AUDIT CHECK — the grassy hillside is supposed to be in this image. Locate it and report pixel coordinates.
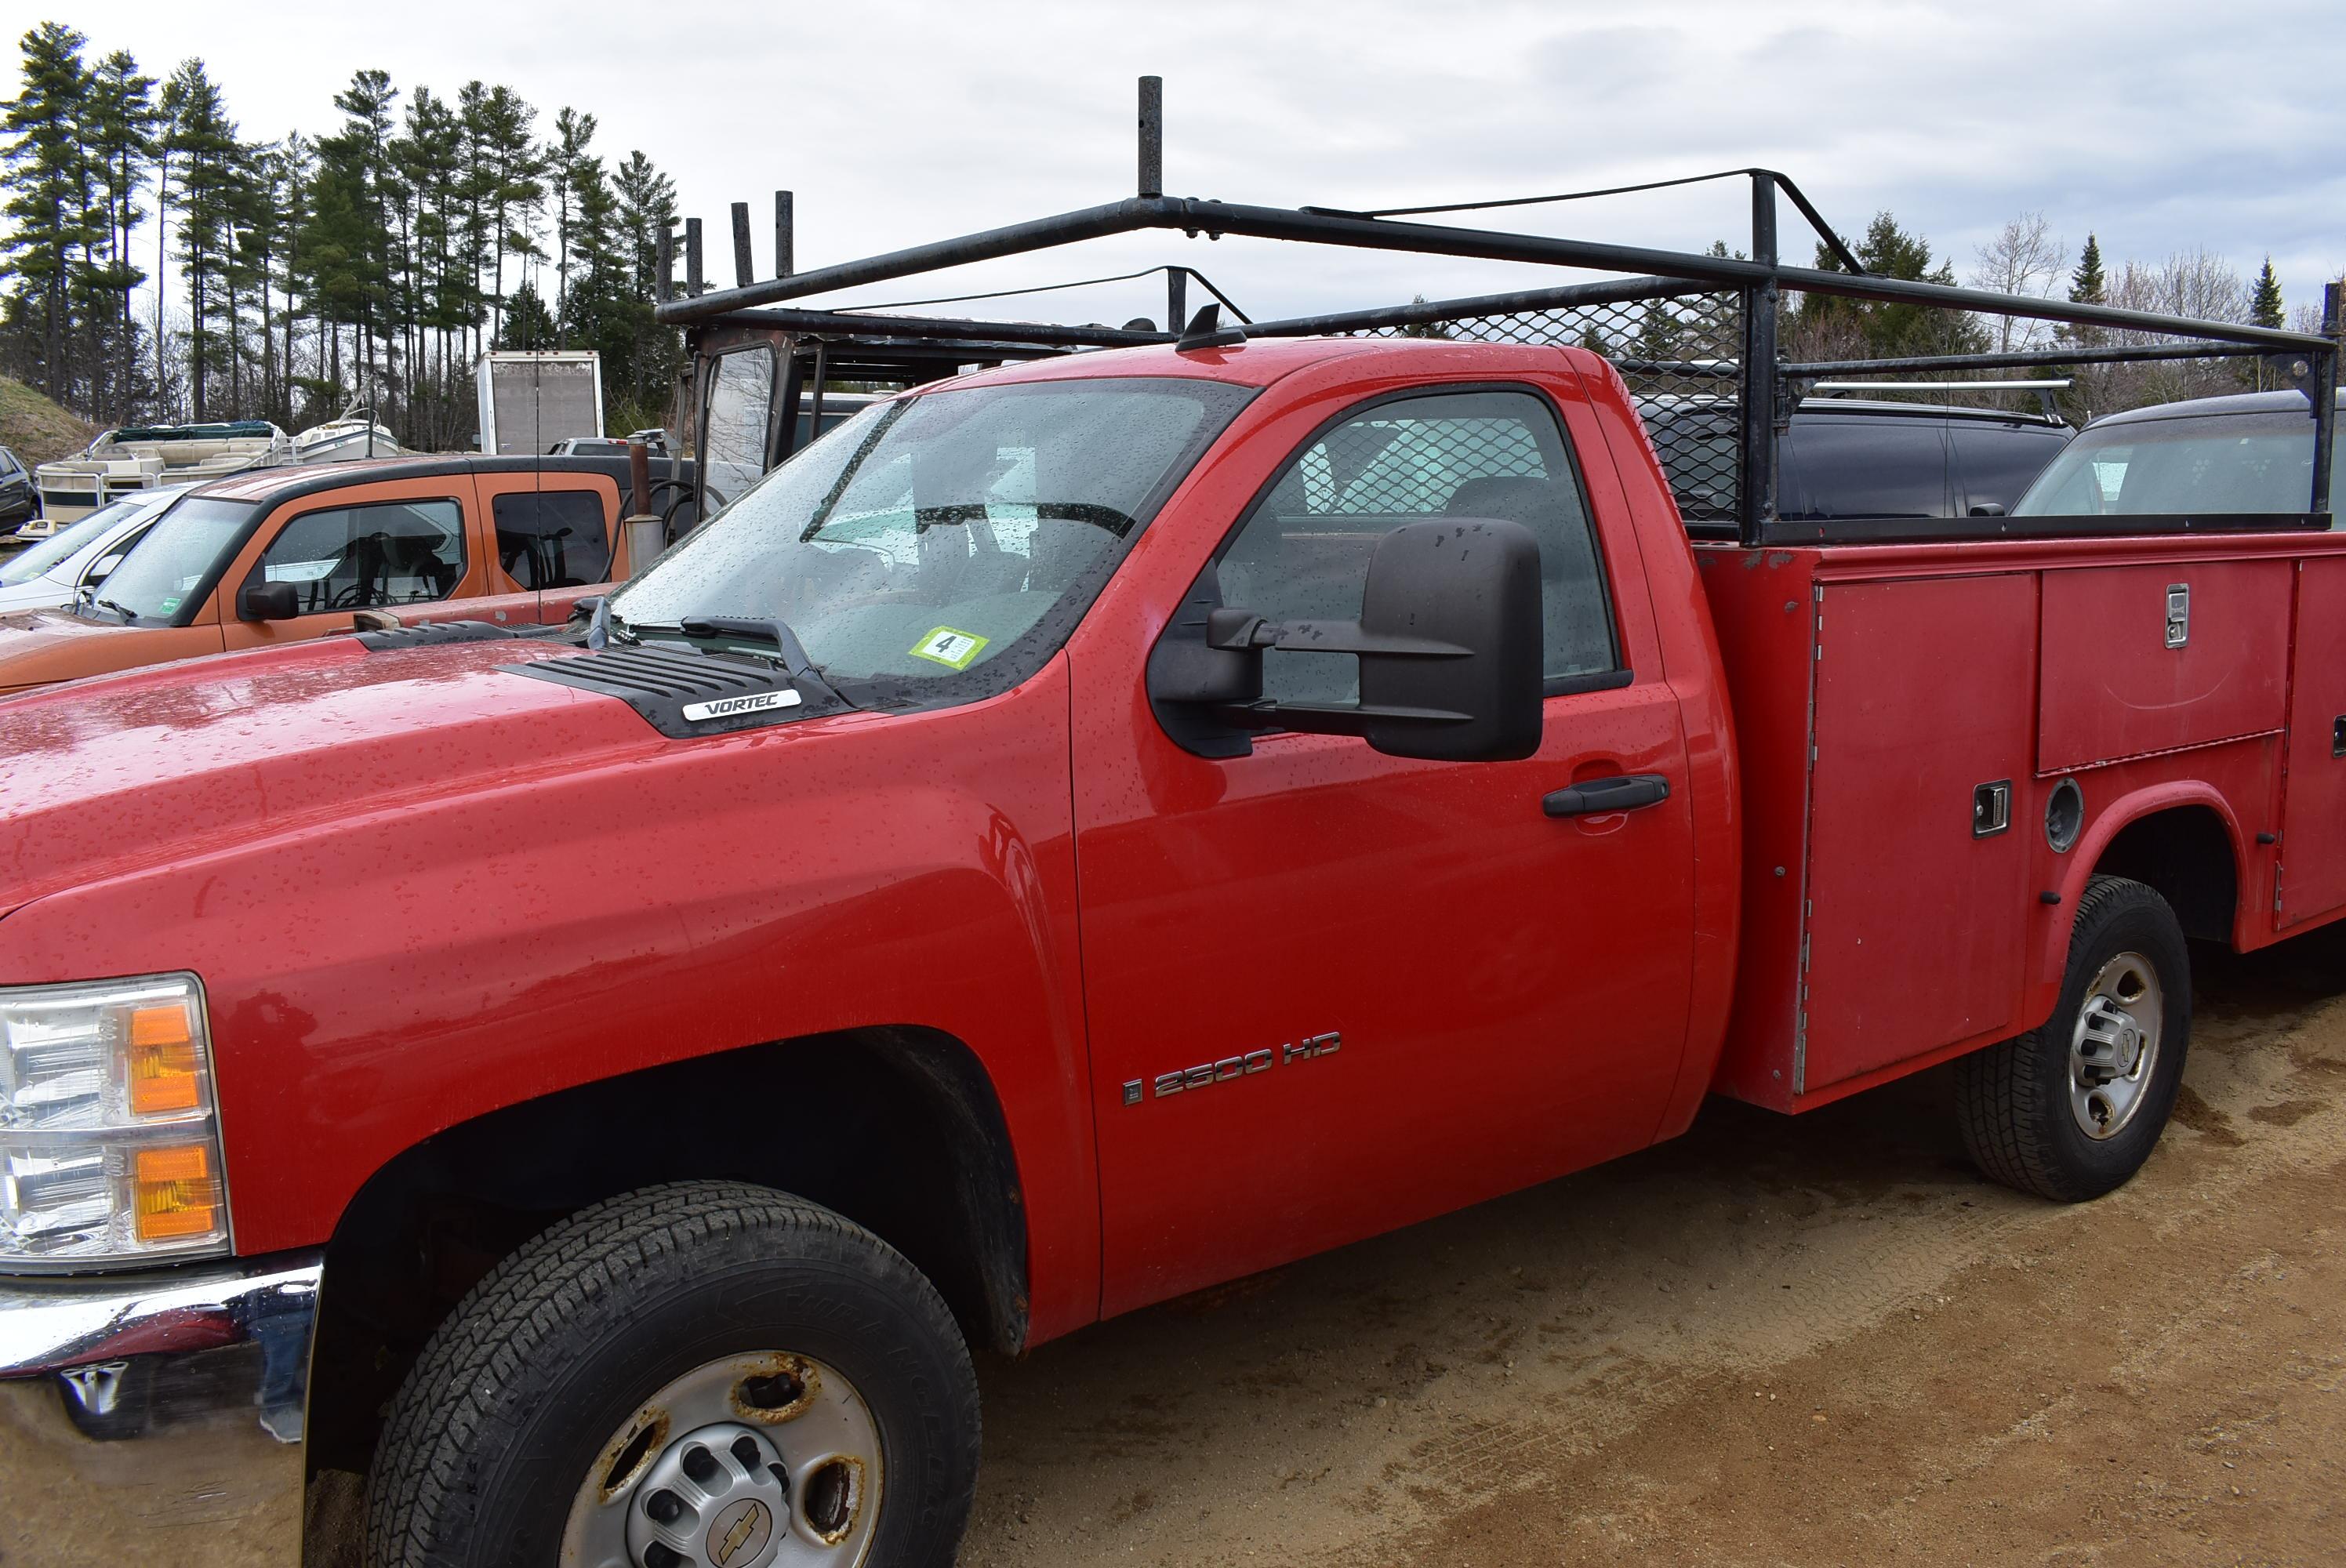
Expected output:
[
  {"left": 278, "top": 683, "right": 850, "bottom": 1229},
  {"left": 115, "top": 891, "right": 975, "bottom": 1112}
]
[{"left": 0, "top": 376, "right": 95, "bottom": 467}]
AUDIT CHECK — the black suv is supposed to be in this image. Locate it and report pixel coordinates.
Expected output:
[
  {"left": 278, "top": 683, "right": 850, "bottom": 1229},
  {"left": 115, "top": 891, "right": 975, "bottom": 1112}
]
[
  {"left": 0, "top": 445, "right": 34, "bottom": 529},
  {"left": 1643, "top": 397, "right": 2073, "bottom": 525}
]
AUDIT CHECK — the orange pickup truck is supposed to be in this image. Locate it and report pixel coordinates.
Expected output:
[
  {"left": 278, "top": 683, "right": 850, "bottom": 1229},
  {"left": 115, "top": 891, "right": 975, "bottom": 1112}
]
[{"left": 0, "top": 455, "right": 672, "bottom": 698}]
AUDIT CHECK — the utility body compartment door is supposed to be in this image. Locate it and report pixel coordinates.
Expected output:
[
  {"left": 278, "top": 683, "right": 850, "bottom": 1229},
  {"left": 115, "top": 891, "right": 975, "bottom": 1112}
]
[
  {"left": 2037, "top": 560, "right": 2291, "bottom": 771},
  {"left": 2279, "top": 555, "right": 2346, "bottom": 927},
  {"left": 1799, "top": 574, "right": 2037, "bottom": 1093}
]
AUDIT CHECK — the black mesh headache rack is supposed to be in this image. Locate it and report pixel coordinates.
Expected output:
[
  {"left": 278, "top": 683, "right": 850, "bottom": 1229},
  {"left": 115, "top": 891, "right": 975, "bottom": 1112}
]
[{"left": 655, "top": 78, "right": 2339, "bottom": 549}]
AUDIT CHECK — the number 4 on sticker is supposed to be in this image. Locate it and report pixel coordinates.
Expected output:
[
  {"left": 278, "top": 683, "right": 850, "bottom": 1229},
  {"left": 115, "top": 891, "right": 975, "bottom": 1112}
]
[{"left": 910, "top": 626, "right": 990, "bottom": 670}]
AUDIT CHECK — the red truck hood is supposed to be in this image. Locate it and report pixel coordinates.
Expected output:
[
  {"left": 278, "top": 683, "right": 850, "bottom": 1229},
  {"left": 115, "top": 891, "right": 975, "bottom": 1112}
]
[{"left": 0, "top": 635, "right": 660, "bottom": 916}]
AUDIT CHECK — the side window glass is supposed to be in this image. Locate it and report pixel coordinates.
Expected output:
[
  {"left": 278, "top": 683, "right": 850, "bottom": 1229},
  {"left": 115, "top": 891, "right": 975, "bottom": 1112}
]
[
  {"left": 1781, "top": 418, "right": 1952, "bottom": 519},
  {"left": 703, "top": 347, "right": 775, "bottom": 510},
  {"left": 493, "top": 489, "right": 612, "bottom": 588},
  {"left": 1219, "top": 388, "right": 1617, "bottom": 704},
  {"left": 254, "top": 498, "right": 466, "bottom": 612},
  {"left": 1950, "top": 426, "right": 2066, "bottom": 517}
]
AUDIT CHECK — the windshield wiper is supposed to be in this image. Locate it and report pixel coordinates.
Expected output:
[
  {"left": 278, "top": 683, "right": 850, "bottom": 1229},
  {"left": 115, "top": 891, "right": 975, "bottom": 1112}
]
[
  {"left": 86, "top": 594, "right": 137, "bottom": 624},
  {"left": 676, "top": 615, "right": 854, "bottom": 709}
]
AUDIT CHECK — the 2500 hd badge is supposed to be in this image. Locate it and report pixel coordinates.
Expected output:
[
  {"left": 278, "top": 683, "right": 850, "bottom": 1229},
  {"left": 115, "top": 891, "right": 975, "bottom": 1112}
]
[{"left": 1120, "top": 1032, "right": 1342, "bottom": 1106}]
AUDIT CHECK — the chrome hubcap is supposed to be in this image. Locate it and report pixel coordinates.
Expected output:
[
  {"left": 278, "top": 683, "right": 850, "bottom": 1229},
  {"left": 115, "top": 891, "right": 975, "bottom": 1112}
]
[
  {"left": 562, "top": 1352, "right": 883, "bottom": 1568},
  {"left": 2068, "top": 952, "right": 2162, "bottom": 1141}
]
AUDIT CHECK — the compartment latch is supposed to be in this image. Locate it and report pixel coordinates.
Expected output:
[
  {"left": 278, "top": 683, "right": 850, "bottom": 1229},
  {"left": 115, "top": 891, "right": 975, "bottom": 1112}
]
[{"left": 1973, "top": 779, "right": 2013, "bottom": 838}]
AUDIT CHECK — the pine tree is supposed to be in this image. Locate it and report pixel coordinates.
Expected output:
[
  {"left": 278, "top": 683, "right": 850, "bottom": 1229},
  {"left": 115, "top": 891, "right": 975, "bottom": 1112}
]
[
  {"left": 319, "top": 70, "right": 400, "bottom": 419},
  {"left": 454, "top": 80, "right": 492, "bottom": 365},
  {"left": 2068, "top": 234, "right": 2106, "bottom": 304},
  {"left": 1788, "top": 211, "right": 1988, "bottom": 361},
  {"left": 2055, "top": 231, "right": 2111, "bottom": 394},
  {"left": 611, "top": 149, "right": 681, "bottom": 427},
  {"left": 0, "top": 21, "right": 100, "bottom": 402},
  {"left": 228, "top": 139, "right": 287, "bottom": 419},
  {"left": 1631, "top": 301, "right": 1682, "bottom": 360},
  {"left": 300, "top": 154, "right": 364, "bottom": 405},
  {"left": 151, "top": 64, "right": 187, "bottom": 410},
  {"left": 2250, "top": 259, "right": 2284, "bottom": 330},
  {"left": 547, "top": 106, "right": 597, "bottom": 336},
  {"left": 496, "top": 278, "right": 554, "bottom": 349},
  {"left": 394, "top": 86, "right": 466, "bottom": 446},
  {"left": 165, "top": 59, "right": 241, "bottom": 420},
  {"left": 271, "top": 136, "right": 314, "bottom": 418},
  {"left": 85, "top": 49, "right": 156, "bottom": 418},
  {"left": 474, "top": 85, "right": 543, "bottom": 348},
  {"left": 612, "top": 151, "right": 674, "bottom": 298}
]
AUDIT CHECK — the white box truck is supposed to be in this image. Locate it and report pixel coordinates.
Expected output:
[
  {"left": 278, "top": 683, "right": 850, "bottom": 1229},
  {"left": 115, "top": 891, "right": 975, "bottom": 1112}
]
[{"left": 475, "top": 350, "right": 605, "bottom": 456}]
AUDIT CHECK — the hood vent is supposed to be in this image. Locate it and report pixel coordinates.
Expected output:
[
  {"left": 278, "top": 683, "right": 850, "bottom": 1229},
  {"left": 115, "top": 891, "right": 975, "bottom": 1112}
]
[
  {"left": 499, "top": 644, "right": 838, "bottom": 737},
  {"left": 356, "top": 619, "right": 560, "bottom": 652}
]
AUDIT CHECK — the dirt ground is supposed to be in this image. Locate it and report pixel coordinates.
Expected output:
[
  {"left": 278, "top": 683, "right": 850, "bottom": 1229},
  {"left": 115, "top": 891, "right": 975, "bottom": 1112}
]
[
  {"left": 955, "top": 927, "right": 2346, "bottom": 1568},
  {"left": 24, "top": 922, "right": 2340, "bottom": 1566}
]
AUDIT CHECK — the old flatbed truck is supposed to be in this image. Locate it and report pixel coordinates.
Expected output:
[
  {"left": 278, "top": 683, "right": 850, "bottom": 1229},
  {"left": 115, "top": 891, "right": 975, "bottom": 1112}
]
[{"left": 2, "top": 89, "right": 2341, "bottom": 1568}]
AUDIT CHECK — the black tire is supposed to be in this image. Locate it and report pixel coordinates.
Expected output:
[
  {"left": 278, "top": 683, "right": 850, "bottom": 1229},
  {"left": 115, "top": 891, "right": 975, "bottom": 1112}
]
[
  {"left": 365, "top": 1181, "right": 979, "bottom": 1568},
  {"left": 1956, "top": 874, "right": 2191, "bottom": 1202}
]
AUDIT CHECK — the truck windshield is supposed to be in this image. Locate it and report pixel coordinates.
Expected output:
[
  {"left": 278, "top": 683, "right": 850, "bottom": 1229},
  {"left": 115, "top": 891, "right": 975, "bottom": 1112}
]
[
  {"left": 612, "top": 376, "right": 1250, "bottom": 693},
  {"left": 2016, "top": 409, "right": 2346, "bottom": 516},
  {"left": 82, "top": 496, "right": 260, "bottom": 623}
]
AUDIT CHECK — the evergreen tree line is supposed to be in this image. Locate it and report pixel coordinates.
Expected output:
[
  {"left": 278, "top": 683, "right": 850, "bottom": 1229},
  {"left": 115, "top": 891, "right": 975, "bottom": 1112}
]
[
  {"left": 1654, "top": 212, "right": 2336, "bottom": 421},
  {"left": 0, "top": 20, "right": 685, "bottom": 451}
]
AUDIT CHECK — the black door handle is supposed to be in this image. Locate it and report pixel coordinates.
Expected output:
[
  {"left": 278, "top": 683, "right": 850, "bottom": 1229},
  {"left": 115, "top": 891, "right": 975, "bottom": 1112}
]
[{"left": 1543, "top": 773, "right": 1671, "bottom": 818}]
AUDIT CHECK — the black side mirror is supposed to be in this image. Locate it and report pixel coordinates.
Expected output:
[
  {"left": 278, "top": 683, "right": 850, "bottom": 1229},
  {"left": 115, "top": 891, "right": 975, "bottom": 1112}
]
[
  {"left": 1148, "top": 518, "right": 1544, "bottom": 762},
  {"left": 1968, "top": 501, "right": 2007, "bottom": 517},
  {"left": 238, "top": 579, "right": 302, "bottom": 622}
]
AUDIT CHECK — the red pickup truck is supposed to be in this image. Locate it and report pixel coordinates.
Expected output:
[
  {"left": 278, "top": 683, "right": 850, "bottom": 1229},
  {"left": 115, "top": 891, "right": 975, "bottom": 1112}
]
[{"left": 3, "top": 332, "right": 2342, "bottom": 1566}]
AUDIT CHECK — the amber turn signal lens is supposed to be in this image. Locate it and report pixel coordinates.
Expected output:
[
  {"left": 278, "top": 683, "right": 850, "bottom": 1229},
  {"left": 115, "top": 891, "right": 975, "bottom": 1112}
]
[
  {"left": 127, "top": 1004, "right": 203, "bottom": 1116},
  {"left": 129, "top": 1003, "right": 191, "bottom": 1047},
  {"left": 133, "top": 1144, "right": 221, "bottom": 1242}
]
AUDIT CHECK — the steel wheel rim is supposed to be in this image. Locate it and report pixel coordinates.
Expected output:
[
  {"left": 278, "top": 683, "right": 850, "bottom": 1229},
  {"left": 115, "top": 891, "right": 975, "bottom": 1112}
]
[
  {"left": 2068, "top": 951, "right": 2163, "bottom": 1141},
  {"left": 561, "top": 1351, "right": 884, "bottom": 1568}
]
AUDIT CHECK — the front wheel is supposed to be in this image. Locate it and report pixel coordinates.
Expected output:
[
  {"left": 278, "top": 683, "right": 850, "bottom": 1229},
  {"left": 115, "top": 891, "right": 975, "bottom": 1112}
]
[
  {"left": 365, "top": 1181, "right": 979, "bottom": 1568},
  {"left": 1956, "top": 874, "right": 2192, "bottom": 1201}
]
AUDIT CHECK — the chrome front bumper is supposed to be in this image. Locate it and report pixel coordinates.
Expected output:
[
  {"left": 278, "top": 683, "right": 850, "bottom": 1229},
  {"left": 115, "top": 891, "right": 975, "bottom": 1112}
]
[{"left": 0, "top": 1249, "right": 321, "bottom": 1563}]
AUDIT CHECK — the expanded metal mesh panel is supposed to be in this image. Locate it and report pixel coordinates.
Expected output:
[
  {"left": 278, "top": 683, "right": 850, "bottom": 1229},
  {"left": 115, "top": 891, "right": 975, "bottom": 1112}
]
[{"left": 1352, "top": 291, "right": 1745, "bottom": 524}]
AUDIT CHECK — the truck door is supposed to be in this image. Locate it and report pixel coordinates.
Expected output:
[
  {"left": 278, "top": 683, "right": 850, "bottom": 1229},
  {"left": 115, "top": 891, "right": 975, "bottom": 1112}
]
[
  {"left": 1073, "top": 383, "right": 1698, "bottom": 1316},
  {"left": 477, "top": 472, "right": 620, "bottom": 615},
  {"left": 216, "top": 477, "right": 483, "bottom": 651}
]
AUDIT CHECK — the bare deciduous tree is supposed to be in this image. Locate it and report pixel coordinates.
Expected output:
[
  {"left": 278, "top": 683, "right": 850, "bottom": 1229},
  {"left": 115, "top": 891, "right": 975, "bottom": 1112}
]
[
  {"left": 2063, "top": 250, "right": 2252, "bottom": 413},
  {"left": 1969, "top": 212, "right": 2065, "bottom": 351}
]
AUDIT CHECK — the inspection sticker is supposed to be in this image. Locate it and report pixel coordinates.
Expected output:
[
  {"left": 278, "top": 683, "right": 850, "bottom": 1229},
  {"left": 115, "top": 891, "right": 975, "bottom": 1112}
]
[{"left": 909, "top": 626, "right": 990, "bottom": 670}]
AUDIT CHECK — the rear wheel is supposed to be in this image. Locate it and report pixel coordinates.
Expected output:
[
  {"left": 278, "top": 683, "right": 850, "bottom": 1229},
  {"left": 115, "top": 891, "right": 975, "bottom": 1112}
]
[
  {"left": 365, "top": 1181, "right": 979, "bottom": 1568},
  {"left": 1956, "top": 874, "right": 2192, "bottom": 1201}
]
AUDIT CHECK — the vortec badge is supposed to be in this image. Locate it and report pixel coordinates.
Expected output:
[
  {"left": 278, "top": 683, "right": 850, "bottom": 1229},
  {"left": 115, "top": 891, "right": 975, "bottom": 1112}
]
[{"left": 681, "top": 689, "right": 803, "bottom": 723}]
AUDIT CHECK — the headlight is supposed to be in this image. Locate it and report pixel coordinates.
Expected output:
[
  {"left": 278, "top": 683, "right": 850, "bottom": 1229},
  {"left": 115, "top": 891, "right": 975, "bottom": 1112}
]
[{"left": 0, "top": 974, "right": 230, "bottom": 1270}]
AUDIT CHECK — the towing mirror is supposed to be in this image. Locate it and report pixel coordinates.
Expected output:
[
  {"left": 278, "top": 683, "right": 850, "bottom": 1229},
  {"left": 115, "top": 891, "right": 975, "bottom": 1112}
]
[
  {"left": 1148, "top": 518, "right": 1544, "bottom": 762},
  {"left": 237, "top": 579, "right": 302, "bottom": 622}
]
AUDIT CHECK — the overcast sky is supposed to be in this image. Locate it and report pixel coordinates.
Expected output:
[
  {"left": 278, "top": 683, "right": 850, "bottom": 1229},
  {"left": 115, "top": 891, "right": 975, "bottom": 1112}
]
[{"left": 12, "top": 0, "right": 2345, "bottom": 332}]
